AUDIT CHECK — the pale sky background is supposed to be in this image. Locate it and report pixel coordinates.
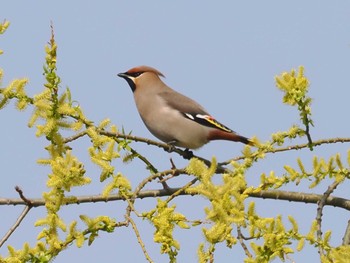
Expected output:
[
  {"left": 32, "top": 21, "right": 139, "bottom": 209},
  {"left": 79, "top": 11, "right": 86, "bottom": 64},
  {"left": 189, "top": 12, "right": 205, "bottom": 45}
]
[{"left": 1, "top": 1, "right": 350, "bottom": 262}]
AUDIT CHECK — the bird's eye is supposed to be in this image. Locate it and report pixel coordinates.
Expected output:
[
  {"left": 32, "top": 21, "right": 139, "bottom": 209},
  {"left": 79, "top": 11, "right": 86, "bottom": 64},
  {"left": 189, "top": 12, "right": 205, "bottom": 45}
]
[{"left": 130, "top": 72, "right": 143, "bottom": 77}]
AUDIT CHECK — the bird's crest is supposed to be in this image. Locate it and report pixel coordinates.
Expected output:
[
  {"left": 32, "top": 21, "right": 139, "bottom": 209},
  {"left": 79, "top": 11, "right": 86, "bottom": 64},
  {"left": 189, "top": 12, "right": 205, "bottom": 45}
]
[{"left": 126, "top": 65, "right": 165, "bottom": 78}]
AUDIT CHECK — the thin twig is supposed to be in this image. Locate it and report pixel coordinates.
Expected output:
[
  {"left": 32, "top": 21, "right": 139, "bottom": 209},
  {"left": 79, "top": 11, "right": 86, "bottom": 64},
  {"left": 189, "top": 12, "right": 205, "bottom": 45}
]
[
  {"left": 0, "top": 187, "right": 33, "bottom": 247},
  {"left": 249, "top": 189, "right": 350, "bottom": 210},
  {"left": 132, "top": 169, "right": 186, "bottom": 199},
  {"left": 299, "top": 96, "right": 314, "bottom": 150},
  {"left": 0, "top": 206, "right": 31, "bottom": 247},
  {"left": 316, "top": 180, "right": 341, "bottom": 256},
  {"left": 342, "top": 220, "right": 350, "bottom": 245},
  {"left": 221, "top": 137, "right": 350, "bottom": 165},
  {"left": 209, "top": 244, "right": 215, "bottom": 263},
  {"left": 94, "top": 128, "right": 170, "bottom": 188},
  {"left": 304, "top": 119, "right": 313, "bottom": 150},
  {"left": 97, "top": 129, "right": 160, "bottom": 174},
  {"left": 98, "top": 130, "right": 178, "bottom": 188},
  {"left": 129, "top": 147, "right": 158, "bottom": 174},
  {"left": 124, "top": 169, "right": 187, "bottom": 232},
  {"left": 166, "top": 178, "right": 198, "bottom": 203},
  {"left": 60, "top": 220, "right": 129, "bottom": 251},
  {"left": 127, "top": 146, "right": 170, "bottom": 189},
  {"left": 169, "top": 158, "right": 176, "bottom": 169},
  {"left": 63, "top": 130, "right": 88, "bottom": 143},
  {"left": 15, "top": 186, "right": 33, "bottom": 206},
  {"left": 237, "top": 227, "right": 252, "bottom": 258},
  {"left": 158, "top": 166, "right": 183, "bottom": 184},
  {"left": 126, "top": 214, "right": 154, "bottom": 263}
]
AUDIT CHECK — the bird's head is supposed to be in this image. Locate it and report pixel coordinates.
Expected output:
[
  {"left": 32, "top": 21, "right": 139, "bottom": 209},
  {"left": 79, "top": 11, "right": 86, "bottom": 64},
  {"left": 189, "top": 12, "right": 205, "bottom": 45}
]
[{"left": 118, "top": 66, "right": 165, "bottom": 92}]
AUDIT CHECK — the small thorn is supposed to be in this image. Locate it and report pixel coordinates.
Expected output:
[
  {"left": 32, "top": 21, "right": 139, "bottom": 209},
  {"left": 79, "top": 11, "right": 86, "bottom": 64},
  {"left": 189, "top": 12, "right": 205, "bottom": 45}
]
[{"left": 169, "top": 158, "right": 177, "bottom": 169}]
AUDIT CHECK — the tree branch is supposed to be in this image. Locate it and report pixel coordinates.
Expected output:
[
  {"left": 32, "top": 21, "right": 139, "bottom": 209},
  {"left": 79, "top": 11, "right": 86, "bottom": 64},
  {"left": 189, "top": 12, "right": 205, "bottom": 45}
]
[
  {"left": 1, "top": 189, "right": 350, "bottom": 211},
  {"left": 248, "top": 189, "right": 350, "bottom": 210},
  {"left": 342, "top": 219, "right": 350, "bottom": 245},
  {"left": 126, "top": 214, "right": 154, "bottom": 263},
  {"left": 0, "top": 187, "right": 33, "bottom": 247},
  {"left": 316, "top": 180, "right": 341, "bottom": 256},
  {"left": 221, "top": 137, "right": 350, "bottom": 165},
  {"left": 237, "top": 226, "right": 252, "bottom": 258},
  {"left": 97, "top": 130, "right": 230, "bottom": 173},
  {"left": 63, "top": 130, "right": 88, "bottom": 143},
  {"left": 0, "top": 206, "right": 31, "bottom": 248}
]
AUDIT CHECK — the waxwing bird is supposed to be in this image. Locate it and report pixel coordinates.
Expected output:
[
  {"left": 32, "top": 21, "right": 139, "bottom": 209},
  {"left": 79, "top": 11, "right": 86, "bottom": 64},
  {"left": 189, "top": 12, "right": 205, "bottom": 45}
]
[{"left": 118, "top": 65, "right": 253, "bottom": 149}]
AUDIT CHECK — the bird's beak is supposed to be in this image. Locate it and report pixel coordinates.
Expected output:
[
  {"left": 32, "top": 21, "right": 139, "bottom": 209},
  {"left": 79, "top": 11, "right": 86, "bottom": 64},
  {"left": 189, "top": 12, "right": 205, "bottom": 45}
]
[
  {"left": 117, "top": 72, "right": 136, "bottom": 92},
  {"left": 117, "top": 72, "right": 128, "bottom": 79}
]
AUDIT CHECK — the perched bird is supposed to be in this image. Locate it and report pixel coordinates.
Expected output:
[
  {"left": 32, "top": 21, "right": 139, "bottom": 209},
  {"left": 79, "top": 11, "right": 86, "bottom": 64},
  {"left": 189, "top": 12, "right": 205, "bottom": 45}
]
[{"left": 118, "top": 66, "right": 253, "bottom": 149}]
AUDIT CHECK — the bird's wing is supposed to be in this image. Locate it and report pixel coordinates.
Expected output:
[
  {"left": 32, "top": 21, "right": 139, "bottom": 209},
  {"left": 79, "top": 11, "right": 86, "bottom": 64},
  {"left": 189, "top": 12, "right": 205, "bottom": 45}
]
[{"left": 160, "top": 90, "right": 235, "bottom": 133}]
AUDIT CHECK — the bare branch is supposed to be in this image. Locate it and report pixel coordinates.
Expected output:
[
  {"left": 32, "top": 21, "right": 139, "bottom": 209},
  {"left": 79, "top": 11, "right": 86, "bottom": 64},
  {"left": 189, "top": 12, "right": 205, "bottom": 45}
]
[
  {"left": 237, "top": 227, "right": 252, "bottom": 258},
  {"left": 222, "top": 137, "right": 350, "bottom": 165},
  {"left": 0, "top": 187, "right": 33, "bottom": 247},
  {"left": 342, "top": 220, "right": 350, "bottom": 245},
  {"left": 129, "top": 147, "right": 159, "bottom": 174},
  {"left": 316, "top": 180, "right": 341, "bottom": 256},
  {"left": 248, "top": 190, "right": 350, "bottom": 211},
  {"left": 1, "top": 189, "right": 350, "bottom": 212},
  {"left": 126, "top": 214, "right": 154, "bottom": 263},
  {"left": 304, "top": 119, "right": 313, "bottom": 150},
  {"left": 166, "top": 178, "right": 198, "bottom": 203},
  {"left": 15, "top": 186, "right": 33, "bottom": 206},
  {"left": 132, "top": 169, "right": 186, "bottom": 199},
  {"left": 0, "top": 206, "right": 31, "bottom": 248},
  {"left": 63, "top": 130, "right": 88, "bottom": 143},
  {"left": 124, "top": 145, "right": 170, "bottom": 189}
]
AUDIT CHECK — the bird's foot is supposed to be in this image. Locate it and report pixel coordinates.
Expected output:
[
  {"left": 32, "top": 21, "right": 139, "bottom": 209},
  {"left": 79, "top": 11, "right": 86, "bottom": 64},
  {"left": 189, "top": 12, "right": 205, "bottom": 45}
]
[
  {"left": 183, "top": 148, "right": 194, "bottom": 159},
  {"left": 165, "top": 140, "right": 178, "bottom": 153}
]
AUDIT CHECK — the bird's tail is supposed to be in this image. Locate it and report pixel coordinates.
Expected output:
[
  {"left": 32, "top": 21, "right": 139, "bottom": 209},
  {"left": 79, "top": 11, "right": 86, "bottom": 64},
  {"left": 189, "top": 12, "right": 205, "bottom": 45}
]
[
  {"left": 237, "top": 135, "right": 255, "bottom": 146},
  {"left": 208, "top": 130, "right": 255, "bottom": 146}
]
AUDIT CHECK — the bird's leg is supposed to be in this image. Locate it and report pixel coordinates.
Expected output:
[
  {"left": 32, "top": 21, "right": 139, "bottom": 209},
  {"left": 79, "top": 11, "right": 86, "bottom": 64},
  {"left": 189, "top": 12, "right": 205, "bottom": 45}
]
[{"left": 165, "top": 140, "right": 193, "bottom": 159}]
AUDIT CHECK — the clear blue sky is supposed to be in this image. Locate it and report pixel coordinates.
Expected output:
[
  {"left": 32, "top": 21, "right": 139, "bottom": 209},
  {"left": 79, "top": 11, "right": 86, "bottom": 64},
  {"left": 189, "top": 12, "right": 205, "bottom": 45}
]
[{"left": 1, "top": 1, "right": 350, "bottom": 262}]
